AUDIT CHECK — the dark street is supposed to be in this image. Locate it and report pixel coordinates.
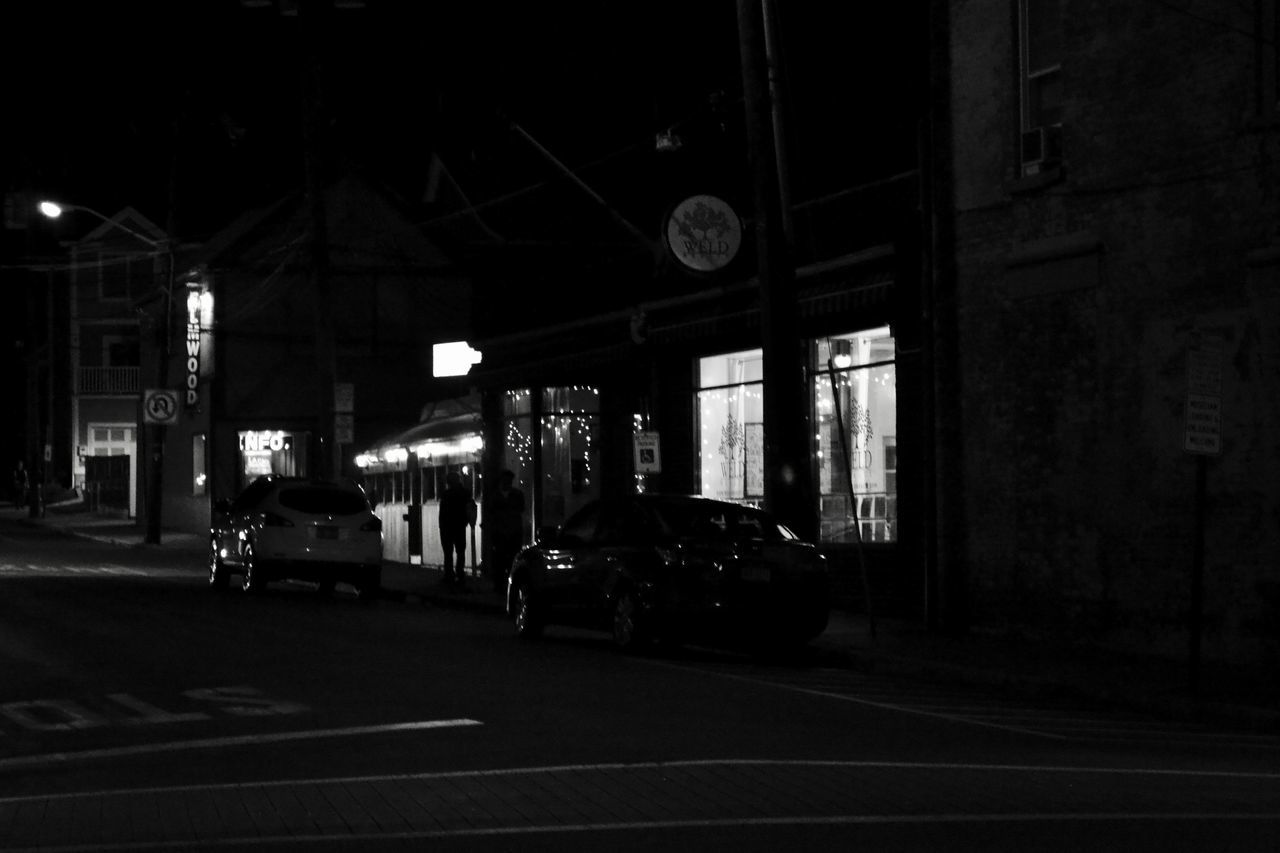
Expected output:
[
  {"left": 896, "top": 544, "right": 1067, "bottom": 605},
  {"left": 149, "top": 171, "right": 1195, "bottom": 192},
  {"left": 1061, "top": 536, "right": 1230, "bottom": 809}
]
[{"left": 2, "top": 518, "right": 1278, "bottom": 851}]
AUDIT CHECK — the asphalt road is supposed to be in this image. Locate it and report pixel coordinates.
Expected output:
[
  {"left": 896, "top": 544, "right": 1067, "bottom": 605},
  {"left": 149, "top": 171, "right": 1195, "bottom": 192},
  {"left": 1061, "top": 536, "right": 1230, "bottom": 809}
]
[{"left": 2, "top": 519, "right": 1278, "bottom": 851}]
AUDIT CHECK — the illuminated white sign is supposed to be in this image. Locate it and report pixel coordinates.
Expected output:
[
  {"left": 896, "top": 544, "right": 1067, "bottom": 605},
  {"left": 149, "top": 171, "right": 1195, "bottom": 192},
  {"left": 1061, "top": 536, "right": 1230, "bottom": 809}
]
[
  {"left": 634, "top": 431, "right": 661, "bottom": 474},
  {"left": 238, "top": 431, "right": 293, "bottom": 453},
  {"left": 433, "top": 341, "right": 483, "bottom": 377},
  {"left": 183, "top": 289, "right": 211, "bottom": 409}
]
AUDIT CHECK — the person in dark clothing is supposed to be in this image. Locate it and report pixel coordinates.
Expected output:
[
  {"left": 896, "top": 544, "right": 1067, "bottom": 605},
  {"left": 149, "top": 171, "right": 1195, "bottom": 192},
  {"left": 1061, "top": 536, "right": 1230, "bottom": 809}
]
[
  {"left": 484, "top": 469, "right": 526, "bottom": 593},
  {"left": 438, "top": 471, "right": 476, "bottom": 588},
  {"left": 11, "top": 460, "right": 29, "bottom": 509}
]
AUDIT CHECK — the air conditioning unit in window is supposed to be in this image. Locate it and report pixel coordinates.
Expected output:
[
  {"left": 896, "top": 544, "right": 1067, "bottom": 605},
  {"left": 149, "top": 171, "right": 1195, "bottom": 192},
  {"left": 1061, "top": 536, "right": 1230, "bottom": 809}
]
[{"left": 1020, "top": 124, "right": 1063, "bottom": 173}]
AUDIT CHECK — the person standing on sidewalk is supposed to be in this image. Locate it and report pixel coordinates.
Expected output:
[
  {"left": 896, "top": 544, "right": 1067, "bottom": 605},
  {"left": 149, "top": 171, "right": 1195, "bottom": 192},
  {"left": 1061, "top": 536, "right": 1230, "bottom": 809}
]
[
  {"left": 11, "top": 459, "right": 29, "bottom": 509},
  {"left": 438, "top": 471, "right": 476, "bottom": 589},
  {"left": 484, "top": 469, "right": 526, "bottom": 594}
]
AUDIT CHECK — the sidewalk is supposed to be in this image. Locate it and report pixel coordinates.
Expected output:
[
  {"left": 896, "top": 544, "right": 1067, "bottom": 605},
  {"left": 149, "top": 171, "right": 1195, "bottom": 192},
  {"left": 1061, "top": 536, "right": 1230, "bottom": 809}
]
[{"left": 6, "top": 501, "right": 1279, "bottom": 733}]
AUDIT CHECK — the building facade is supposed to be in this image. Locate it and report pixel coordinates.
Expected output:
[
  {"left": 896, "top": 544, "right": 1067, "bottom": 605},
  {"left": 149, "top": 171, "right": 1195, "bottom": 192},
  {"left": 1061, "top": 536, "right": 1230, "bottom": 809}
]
[
  {"left": 64, "top": 207, "right": 170, "bottom": 518},
  {"left": 945, "top": 0, "right": 1280, "bottom": 661},
  {"left": 156, "top": 174, "right": 473, "bottom": 536}
]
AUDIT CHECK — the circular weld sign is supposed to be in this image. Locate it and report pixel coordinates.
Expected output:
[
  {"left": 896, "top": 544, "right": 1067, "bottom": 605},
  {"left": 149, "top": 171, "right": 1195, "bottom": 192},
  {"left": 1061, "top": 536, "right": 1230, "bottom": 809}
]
[
  {"left": 143, "top": 389, "right": 179, "bottom": 425},
  {"left": 664, "top": 194, "right": 742, "bottom": 274}
]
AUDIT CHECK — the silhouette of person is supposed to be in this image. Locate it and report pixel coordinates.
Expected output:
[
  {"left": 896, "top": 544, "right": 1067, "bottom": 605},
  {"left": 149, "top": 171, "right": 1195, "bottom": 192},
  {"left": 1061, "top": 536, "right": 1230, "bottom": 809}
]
[
  {"left": 485, "top": 469, "right": 526, "bottom": 593},
  {"left": 438, "top": 471, "right": 476, "bottom": 588},
  {"left": 11, "top": 460, "right": 29, "bottom": 509}
]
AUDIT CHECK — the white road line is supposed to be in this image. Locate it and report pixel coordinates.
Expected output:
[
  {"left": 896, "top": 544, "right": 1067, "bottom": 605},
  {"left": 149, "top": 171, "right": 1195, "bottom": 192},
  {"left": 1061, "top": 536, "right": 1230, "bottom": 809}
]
[
  {"left": 643, "top": 659, "right": 1071, "bottom": 739},
  {"left": 9, "top": 756, "right": 1278, "bottom": 807},
  {"left": 7, "top": 813, "right": 1280, "bottom": 853},
  {"left": 0, "top": 718, "right": 482, "bottom": 772}
]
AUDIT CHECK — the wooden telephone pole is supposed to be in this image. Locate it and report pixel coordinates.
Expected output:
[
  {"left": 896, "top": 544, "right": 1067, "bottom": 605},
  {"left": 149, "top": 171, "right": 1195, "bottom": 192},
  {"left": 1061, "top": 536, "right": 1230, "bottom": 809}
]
[{"left": 736, "top": 0, "right": 816, "bottom": 541}]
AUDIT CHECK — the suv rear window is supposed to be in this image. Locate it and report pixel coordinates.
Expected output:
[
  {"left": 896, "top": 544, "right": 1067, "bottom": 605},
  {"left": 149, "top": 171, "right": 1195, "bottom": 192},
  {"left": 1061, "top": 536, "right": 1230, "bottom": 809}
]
[{"left": 277, "top": 487, "right": 369, "bottom": 516}]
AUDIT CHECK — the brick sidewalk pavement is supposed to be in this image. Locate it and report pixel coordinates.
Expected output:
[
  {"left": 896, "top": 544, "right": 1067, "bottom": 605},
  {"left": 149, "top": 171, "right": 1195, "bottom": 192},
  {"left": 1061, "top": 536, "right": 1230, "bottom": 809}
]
[{"left": 3, "top": 758, "right": 1278, "bottom": 850}]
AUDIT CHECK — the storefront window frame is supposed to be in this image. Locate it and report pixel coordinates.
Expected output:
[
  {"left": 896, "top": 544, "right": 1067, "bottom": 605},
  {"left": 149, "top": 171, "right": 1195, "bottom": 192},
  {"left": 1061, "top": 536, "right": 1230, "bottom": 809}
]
[{"left": 813, "top": 328, "right": 898, "bottom": 545}]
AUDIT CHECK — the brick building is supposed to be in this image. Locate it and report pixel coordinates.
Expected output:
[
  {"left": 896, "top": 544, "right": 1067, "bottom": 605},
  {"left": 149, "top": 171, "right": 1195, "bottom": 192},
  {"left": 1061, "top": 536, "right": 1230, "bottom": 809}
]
[{"left": 943, "top": 0, "right": 1280, "bottom": 662}]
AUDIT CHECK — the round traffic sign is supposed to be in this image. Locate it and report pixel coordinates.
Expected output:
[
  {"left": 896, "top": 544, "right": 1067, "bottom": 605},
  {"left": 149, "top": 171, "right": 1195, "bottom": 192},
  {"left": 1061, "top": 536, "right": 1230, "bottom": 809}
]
[{"left": 143, "top": 389, "right": 180, "bottom": 425}]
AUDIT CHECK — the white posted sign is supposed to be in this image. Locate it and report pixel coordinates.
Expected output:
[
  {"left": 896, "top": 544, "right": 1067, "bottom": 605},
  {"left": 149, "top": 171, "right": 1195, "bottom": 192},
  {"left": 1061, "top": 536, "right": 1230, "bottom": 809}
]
[
  {"left": 1183, "top": 348, "right": 1222, "bottom": 455},
  {"left": 634, "top": 431, "right": 661, "bottom": 474}
]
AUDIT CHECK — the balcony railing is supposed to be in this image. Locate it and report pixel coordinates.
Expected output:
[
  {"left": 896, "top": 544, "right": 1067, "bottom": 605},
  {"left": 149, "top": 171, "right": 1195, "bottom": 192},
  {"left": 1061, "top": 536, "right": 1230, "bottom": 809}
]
[{"left": 77, "top": 366, "right": 140, "bottom": 395}]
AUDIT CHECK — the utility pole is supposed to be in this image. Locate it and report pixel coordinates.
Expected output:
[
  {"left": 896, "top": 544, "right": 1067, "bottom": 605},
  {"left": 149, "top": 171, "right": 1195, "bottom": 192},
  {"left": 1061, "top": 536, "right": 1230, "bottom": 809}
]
[
  {"left": 300, "top": 2, "right": 339, "bottom": 481},
  {"left": 143, "top": 239, "right": 176, "bottom": 544},
  {"left": 737, "top": 0, "right": 815, "bottom": 540}
]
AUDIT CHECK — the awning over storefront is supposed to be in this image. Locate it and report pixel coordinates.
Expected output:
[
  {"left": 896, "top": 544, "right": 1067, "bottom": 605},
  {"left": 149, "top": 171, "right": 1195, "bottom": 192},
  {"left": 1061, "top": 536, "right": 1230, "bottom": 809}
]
[{"left": 355, "top": 394, "right": 483, "bottom": 468}]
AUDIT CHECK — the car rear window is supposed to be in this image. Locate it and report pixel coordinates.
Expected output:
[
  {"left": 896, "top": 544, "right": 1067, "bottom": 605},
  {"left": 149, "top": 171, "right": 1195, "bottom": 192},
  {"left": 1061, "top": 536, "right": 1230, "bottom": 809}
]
[{"left": 277, "top": 487, "right": 369, "bottom": 516}]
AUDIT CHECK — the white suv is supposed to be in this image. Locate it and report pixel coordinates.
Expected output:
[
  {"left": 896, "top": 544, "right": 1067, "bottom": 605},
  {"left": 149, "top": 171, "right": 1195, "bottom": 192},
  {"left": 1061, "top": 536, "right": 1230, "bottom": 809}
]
[{"left": 209, "top": 476, "right": 383, "bottom": 598}]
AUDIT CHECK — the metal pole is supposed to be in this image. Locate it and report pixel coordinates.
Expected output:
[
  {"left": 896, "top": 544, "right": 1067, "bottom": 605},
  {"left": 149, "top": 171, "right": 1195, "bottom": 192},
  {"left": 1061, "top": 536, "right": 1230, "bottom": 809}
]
[
  {"left": 44, "top": 266, "right": 54, "bottom": 508},
  {"left": 1188, "top": 454, "right": 1206, "bottom": 696},
  {"left": 828, "top": 355, "right": 876, "bottom": 640},
  {"left": 144, "top": 244, "right": 173, "bottom": 544},
  {"left": 301, "top": 3, "right": 338, "bottom": 482}
]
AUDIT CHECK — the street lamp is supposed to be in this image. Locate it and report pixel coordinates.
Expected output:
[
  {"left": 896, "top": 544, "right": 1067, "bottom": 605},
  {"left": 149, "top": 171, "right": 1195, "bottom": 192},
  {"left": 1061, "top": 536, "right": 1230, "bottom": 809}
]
[
  {"left": 38, "top": 199, "right": 175, "bottom": 544},
  {"left": 39, "top": 201, "right": 165, "bottom": 249}
]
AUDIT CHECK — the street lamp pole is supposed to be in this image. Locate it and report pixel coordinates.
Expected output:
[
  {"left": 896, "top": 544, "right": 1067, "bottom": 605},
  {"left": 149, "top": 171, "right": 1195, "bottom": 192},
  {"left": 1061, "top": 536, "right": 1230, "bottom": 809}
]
[{"left": 38, "top": 201, "right": 173, "bottom": 543}]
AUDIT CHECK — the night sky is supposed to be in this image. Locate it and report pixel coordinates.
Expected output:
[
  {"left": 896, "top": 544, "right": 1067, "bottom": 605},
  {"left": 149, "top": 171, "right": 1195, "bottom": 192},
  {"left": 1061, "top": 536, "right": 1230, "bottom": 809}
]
[{"left": 1, "top": 1, "right": 925, "bottom": 463}]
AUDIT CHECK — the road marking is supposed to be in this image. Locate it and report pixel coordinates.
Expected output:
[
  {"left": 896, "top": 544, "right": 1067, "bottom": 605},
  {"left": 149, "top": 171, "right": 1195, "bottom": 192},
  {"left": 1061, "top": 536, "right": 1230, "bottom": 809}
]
[
  {"left": 647, "top": 661, "right": 1280, "bottom": 746},
  {"left": 0, "top": 563, "right": 189, "bottom": 578},
  {"left": 643, "top": 659, "right": 1071, "bottom": 739},
  {"left": 0, "top": 686, "right": 307, "bottom": 735},
  {"left": 0, "top": 718, "right": 482, "bottom": 771},
  {"left": 5, "top": 757, "right": 1277, "bottom": 805}
]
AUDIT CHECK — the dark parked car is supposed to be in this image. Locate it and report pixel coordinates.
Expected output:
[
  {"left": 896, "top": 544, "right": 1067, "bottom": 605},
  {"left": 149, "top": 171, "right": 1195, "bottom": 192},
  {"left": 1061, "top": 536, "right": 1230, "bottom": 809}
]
[
  {"left": 209, "top": 475, "right": 383, "bottom": 598},
  {"left": 506, "top": 494, "right": 830, "bottom": 651}
]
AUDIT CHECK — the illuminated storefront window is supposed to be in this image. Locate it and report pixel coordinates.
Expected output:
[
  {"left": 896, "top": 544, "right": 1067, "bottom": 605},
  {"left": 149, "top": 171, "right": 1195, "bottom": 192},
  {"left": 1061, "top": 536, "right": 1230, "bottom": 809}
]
[
  {"left": 814, "top": 327, "right": 897, "bottom": 543},
  {"left": 502, "top": 388, "right": 535, "bottom": 499},
  {"left": 694, "top": 329, "right": 897, "bottom": 544},
  {"left": 541, "top": 386, "right": 600, "bottom": 528},
  {"left": 696, "top": 350, "right": 764, "bottom": 504},
  {"left": 501, "top": 386, "right": 601, "bottom": 533},
  {"left": 237, "top": 430, "right": 308, "bottom": 491}
]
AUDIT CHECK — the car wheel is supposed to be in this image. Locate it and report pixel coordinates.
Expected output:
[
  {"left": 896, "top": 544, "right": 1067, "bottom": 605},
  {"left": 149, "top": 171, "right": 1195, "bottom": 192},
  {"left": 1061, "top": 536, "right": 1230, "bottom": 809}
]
[
  {"left": 240, "top": 544, "right": 266, "bottom": 594},
  {"left": 208, "top": 539, "right": 228, "bottom": 591},
  {"left": 612, "top": 589, "right": 649, "bottom": 652},
  {"left": 512, "top": 581, "right": 543, "bottom": 640}
]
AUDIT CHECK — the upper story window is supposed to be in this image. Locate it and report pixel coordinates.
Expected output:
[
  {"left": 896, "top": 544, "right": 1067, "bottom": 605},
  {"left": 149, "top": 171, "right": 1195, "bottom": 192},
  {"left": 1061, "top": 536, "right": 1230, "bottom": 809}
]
[
  {"left": 1018, "top": 0, "right": 1063, "bottom": 176},
  {"left": 97, "top": 252, "right": 156, "bottom": 301}
]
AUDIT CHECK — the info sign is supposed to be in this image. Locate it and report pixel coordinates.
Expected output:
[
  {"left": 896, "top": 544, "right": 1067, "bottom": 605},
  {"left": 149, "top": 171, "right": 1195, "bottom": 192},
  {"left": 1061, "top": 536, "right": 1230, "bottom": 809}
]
[{"left": 1183, "top": 347, "right": 1223, "bottom": 456}]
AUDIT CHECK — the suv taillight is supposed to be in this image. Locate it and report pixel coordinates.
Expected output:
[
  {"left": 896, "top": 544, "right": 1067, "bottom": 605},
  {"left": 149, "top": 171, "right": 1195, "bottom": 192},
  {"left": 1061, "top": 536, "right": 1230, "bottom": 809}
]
[
  {"left": 263, "top": 512, "right": 295, "bottom": 527},
  {"left": 361, "top": 517, "right": 382, "bottom": 533}
]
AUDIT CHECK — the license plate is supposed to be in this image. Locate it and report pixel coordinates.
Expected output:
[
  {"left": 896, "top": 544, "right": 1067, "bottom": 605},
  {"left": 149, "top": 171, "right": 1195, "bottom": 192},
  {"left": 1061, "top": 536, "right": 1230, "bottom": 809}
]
[
  {"left": 740, "top": 564, "right": 772, "bottom": 583},
  {"left": 315, "top": 526, "right": 339, "bottom": 540}
]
